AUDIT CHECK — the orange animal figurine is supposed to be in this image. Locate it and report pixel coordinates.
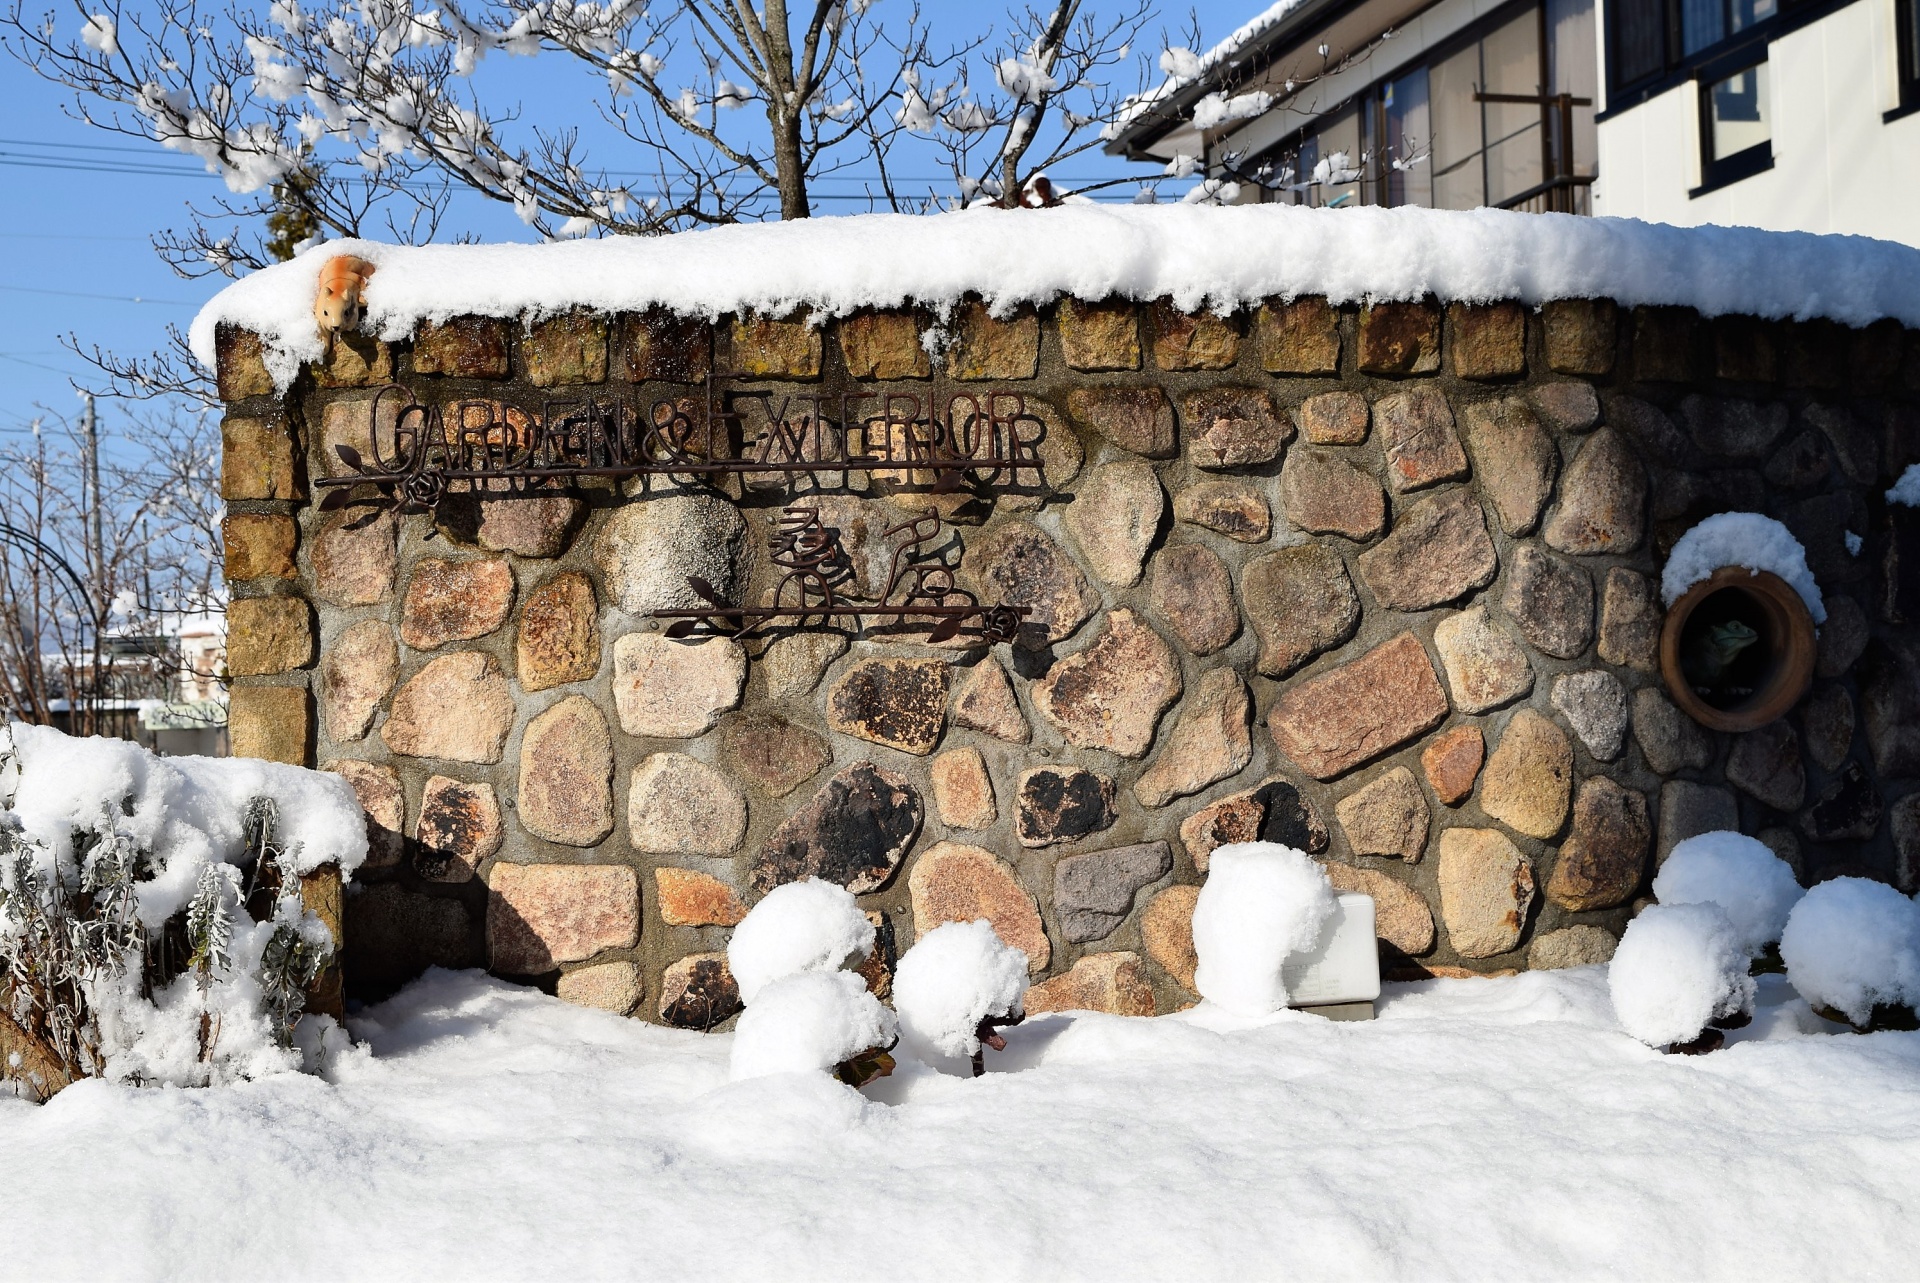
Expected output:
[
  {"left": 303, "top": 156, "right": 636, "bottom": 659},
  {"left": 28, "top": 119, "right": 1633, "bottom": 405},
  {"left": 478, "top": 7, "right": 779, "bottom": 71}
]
[{"left": 314, "top": 255, "right": 376, "bottom": 355}]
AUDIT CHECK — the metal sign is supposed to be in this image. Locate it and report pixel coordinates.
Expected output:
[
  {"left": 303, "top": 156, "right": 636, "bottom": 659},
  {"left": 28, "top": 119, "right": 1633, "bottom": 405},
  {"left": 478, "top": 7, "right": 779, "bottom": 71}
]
[
  {"left": 315, "top": 373, "right": 1052, "bottom": 516},
  {"left": 652, "top": 505, "right": 1028, "bottom": 646}
]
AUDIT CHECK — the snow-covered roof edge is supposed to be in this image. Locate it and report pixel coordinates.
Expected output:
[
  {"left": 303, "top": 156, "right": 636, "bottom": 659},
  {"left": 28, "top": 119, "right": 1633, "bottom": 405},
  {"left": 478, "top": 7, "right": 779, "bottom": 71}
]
[{"left": 192, "top": 204, "right": 1920, "bottom": 394}]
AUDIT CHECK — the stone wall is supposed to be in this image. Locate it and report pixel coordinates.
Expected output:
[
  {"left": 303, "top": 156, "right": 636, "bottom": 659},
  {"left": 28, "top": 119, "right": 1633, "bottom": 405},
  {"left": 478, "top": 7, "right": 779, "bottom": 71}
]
[{"left": 216, "top": 292, "right": 1920, "bottom": 1022}]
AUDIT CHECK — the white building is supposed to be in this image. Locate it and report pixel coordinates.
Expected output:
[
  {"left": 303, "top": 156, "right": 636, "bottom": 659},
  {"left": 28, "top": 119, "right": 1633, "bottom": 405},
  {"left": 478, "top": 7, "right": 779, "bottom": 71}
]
[{"left": 1107, "top": 0, "right": 1919, "bottom": 243}]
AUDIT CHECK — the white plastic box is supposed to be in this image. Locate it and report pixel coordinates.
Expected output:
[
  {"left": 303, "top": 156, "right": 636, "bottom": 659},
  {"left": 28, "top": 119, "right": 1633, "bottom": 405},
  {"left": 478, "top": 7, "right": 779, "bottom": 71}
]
[{"left": 1282, "top": 892, "right": 1382, "bottom": 1008}]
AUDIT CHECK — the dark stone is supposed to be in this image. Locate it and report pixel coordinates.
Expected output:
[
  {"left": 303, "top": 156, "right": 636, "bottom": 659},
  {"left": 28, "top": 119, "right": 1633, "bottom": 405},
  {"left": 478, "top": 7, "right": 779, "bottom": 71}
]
[
  {"left": 623, "top": 308, "right": 713, "bottom": 382},
  {"left": 825, "top": 658, "right": 951, "bottom": 756},
  {"left": 1054, "top": 841, "right": 1175, "bottom": 943},
  {"left": 1726, "top": 720, "right": 1806, "bottom": 812},
  {"left": 1680, "top": 395, "right": 1788, "bottom": 460},
  {"left": 1799, "top": 761, "right": 1882, "bottom": 844},
  {"left": 1862, "top": 639, "right": 1920, "bottom": 777},
  {"left": 1358, "top": 301, "right": 1441, "bottom": 375},
  {"left": 1546, "top": 776, "right": 1651, "bottom": 911},
  {"left": 343, "top": 885, "right": 476, "bottom": 998},
  {"left": 1241, "top": 545, "right": 1361, "bottom": 677},
  {"left": 1714, "top": 315, "right": 1777, "bottom": 382},
  {"left": 1355, "top": 488, "right": 1498, "bottom": 612},
  {"left": 1148, "top": 544, "right": 1240, "bottom": 655},
  {"left": 1631, "top": 688, "right": 1714, "bottom": 775},
  {"left": 1763, "top": 430, "right": 1831, "bottom": 489},
  {"left": 962, "top": 519, "right": 1099, "bottom": 646},
  {"left": 1542, "top": 426, "right": 1647, "bottom": 554},
  {"left": 752, "top": 762, "right": 923, "bottom": 894},
  {"left": 1816, "top": 595, "right": 1869, "bottom": 678},
  {"left": 1502, "top": 546, "right": 1594, "bottom": 660},
  {"left": 721, "top": 713, "right": 834, "bottom": 797},
  {"left": 1801, "top": 685, "right": 1855, "bottom": 773},
  {"left": 1066, "top": 386, "right": 1177, "bottom": 458},
  {"left": 1257, "top": 779, "right": 1331, "bottom": 853},
  {"left": 1631, "top": 306, "right": 1697, "bottom": 382},
  {"left": 412, "top": 315, "right": 509, "bottom": 378},
  {"left": 1784, "top": 491, "right": 1869, "bottom": 583},
  {"left": 1850, "top": 319, "right": 1907, "bottom": 391},
  {"left": 1606, "top": 396, "right": 1691, "bottom": 465},
  {"left": 1017, "top": 766, "right": 1118, "bottom": 847},
  {"left": 658, "top": 953, "right": 744, "bottom": 1029},
  {"left": 1780, "top": 318, "right": 1847, "bottom": 390},
  {"left": 1804, "top": 404, "right": 1878, "bottom": 485},
  {"left": 1542, "top": 299, "right": 1616, "bottom": 375}
]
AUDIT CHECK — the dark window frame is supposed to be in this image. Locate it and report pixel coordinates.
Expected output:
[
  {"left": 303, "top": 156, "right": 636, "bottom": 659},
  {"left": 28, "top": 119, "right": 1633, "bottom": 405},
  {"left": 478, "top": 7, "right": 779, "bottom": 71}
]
[
  {"left": 1600, "top": 0, "right": 1857, "bottom": 119},
  {"left": 1892, "top": 0, "right": 1920, "bottom": 122},
  {"left": 1690, "top": 51, "right": 1774, "bottom": 196}
]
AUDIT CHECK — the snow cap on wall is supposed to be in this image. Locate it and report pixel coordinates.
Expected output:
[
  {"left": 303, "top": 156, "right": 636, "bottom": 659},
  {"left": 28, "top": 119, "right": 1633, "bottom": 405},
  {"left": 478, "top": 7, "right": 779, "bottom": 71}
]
[{"left": 191, "top": 203, "right": 1920, "bottom": 392}]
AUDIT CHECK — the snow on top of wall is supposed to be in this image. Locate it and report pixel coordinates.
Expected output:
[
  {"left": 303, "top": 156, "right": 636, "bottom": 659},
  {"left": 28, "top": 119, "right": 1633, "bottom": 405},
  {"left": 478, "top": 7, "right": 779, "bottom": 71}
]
[{"left": 191, "top": 204, "right": 1920, "bottom": 393}]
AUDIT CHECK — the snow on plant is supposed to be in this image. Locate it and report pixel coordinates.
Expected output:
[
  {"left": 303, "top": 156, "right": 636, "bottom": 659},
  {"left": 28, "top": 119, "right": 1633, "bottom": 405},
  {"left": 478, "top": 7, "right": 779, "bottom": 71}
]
[
  {"left": 1649, "top": 831, "right": 1803, "bottom": 957},
  {"left": 891, "top": 919, "right": 1027, "bottom": 1072},
  {"left": 1660, "top": 512, "right": 1825, "bottom": 622},
  {"left": 1888, "top": 463, "right": 1920, "bottom": 507},
  {"left": 1190, "top": 842, "right": 1334, "bottom": 1018},
  {"left": 728, "top": 970, "right": 897, "bottom": 1083},
  {"left": 0, "top": 725, "right": 364, "bottom": 1098},
  {"left": 1609, "top": 902, "right": 1755, "bottom": 1049},
  {"left": 1778, "top": 877, "right": 1920, "bottom": 1026},
  {"left": 726, "top": 878, "right": 875, "bottom": 1006}
]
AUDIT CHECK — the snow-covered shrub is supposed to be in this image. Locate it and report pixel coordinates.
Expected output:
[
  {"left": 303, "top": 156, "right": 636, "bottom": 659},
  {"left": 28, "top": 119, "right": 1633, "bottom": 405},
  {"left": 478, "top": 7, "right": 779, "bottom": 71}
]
[
  {"left": 892, "top": 919, "right": 1028, "bottom": 1068},
  {"left": 0, "top": 725, "right": 366, "bottom": 1095},
  {"left": 1660, "top": 512, "right": 1825, "bottom": 622},
  {"left": 1779, "top": 878, "right": 1920, "bottom": 1026},
  {"left": 728, "top": 971, "right": 898, "bottom": 1082},
  {"left": 1650, "top": 831, "right": 1803, "bottom": 956},
  {"left": 1609, "top": 902, "right": 1755, "bottom": 1049},
  {"left": 1190, "top": 842, "right": 1335, "bottom": 1018},
  {"left": 1887, "top": 463, "right": 1920, "bottom": 508},
  {"left": 726, "top": 878, "right": 875, "bottom": 1005}
]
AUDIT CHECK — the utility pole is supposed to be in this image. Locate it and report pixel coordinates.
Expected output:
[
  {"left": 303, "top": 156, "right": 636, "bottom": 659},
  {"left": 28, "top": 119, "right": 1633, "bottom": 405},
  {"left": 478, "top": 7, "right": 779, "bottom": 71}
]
[{"left": 81, "top": 391, "right": 104, "bottom": 734}]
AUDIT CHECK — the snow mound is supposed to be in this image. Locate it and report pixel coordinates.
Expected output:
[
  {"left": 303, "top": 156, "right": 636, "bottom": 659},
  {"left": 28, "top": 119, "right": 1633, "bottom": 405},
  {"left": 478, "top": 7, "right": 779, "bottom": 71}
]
[
  {"left": 1190, "top": 842, "right": 1335, "bottom": 1017},
  {"left": 1660, "top": 512, "right": 1825, "bottom": 623},
  {"left": 1889, "top": 464, "right": 1920, "bottom": 507},
  {"left": 892, "top": 919, "right": 1029, "bottom": 1063},
  {"left": 2, "top": 722, "right": 368, "bottom": 929},
  {"left": 1651, "top": 831, "right": 1804, "bottom": 956},
  {"left": 728, "top": 971, "right": 897, "bottom": 1082},
  {"left": 727, "top": 878, "right": 874, "bottom": 1005},
  {"left": 189, "top": 204, "right": 1920, "bottom": 392},
  {"left": 1609, "top": 902, "right": 1755, "bottom": 1048},
  {"left": 1779, "top": 877, "right": 1920, "bottom": 1024}
]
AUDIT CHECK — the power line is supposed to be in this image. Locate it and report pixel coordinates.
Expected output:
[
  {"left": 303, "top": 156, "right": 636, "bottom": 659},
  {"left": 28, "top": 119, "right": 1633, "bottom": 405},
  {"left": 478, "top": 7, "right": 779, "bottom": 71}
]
[{"left": 0, "top": 284, "right": 196, "bottom": 305}]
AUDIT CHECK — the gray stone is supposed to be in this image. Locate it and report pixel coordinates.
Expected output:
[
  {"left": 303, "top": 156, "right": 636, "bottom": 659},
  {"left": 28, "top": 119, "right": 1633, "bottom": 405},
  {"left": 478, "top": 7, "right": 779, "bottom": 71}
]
[
  {"left": 825, "top": 658, "right": 951, "bottom": 756},
  {"left": 1755, "top": 826, "right": 1804, "bottom": 881},
  {"left": 318, "top": 620, "right": 397, "bottom": 743},
  {"left": 1241, "top": 545, "right": 1361, "bottom": 677},
  {"left": 1280, "top": 448, "right": 1386, "bottom": 541},
  {"left": 761, "top": 632, "right": 849, "bottom": 700},
  {"left": 627, "top": 752, "right": 749, "bottom": 855},
  {"left": 1031, "top": 609, "right": 1182, "bottom": 759},
  {"left": 1892, "top": 793, "right": 1920, "bottom": 894},
  {"left": 1607, "top": 395, "right": 1691, "bottom": 465},
  {"left": 1764, "top": 430, "right": 1831, "bottom": 489},
  {"left": 961, "top": 519, "right": 1099, "bottom": 645},
  {"left": 1545, "top": 776, "right": 1650, "bottom": 911},
  {"left": 1437, "top": 828, "right": 1535, "bottom": 959},
  {"left": 1798, "top": 760, "right": 1881, "bottom": 844},
  {"left": 1527, "top": 925, "right": 1618, "bottom": 970},
  {"left": 1132, "top": 669, "right": 1252, "bottom": 809},
  {"left": 610, "top": 634, "right": 747, "bottom": 739},
  {"left": 1460, "top": 397, "right": 1557, "bottom": 536},
  {"left": 1552, "top": 670, "right": 1630, "bottom": 761},
  {"left": 1334, "top": 766, "right": 1431, "bottom": 863},
  {"left": 1481, "top": 709, "right": 1574, "bottom": 839},
  {"left": 1862, "top": 640, "right": 1920, "bottom": 777},
  {"left": 1064, "top": 460, "right": 1163, "bottom": 587},
  {"left": 1182, "top": 387, "right": 1291, "bottom": 469},
  {"left": 1017, "top": 766, "right": 1118, "bottom": 847},
  {"left": 1656, "top": 780, "right": 1739, "bottom": 863},
  {"left": 1815, "top": 596, "right": 1868, "bottom": 679},
  {"left": 1726, "top": 720, "right": 1806, "bottom": 811},
  {"left": 1375, "top": 388, "right": 1469, "bottom": 493},
  {"left": 1054, "top": 841, "right": 1174, "bottom": 943},
  {"left": 1597, "top": 567, "right": 1662, "bottom": 672},
  {"left": 1802, "top": 685, "right": 1855, "bottom": 772},
  {"left": 1355, "top": 489, "right": 1498, "bottom": 612},
  {"left": 1173, "top": 478, "right": 1271, "bottom": 543},
  {"left": 1528, "top": 382, "right": 1600, "bottom": 434},
  {"left": 1433, "top": 607, "right": 1533, "bottom": 714},
  {"left": 1805, "top": 403, "right": 1879, "bottom": 485},
  {"left": 1784, "top": 491, "right": 1870, "bottom": 584},
  {"left": 1631, "top": 688, "right": 1714, "bottom": 775},
  {"left": 1503, "top": 546, "right": 1594, "bottom": 660},
  {"left": 752, "top": 761, "right": 922, "bottom": 893},
  {"left": 1147, "top": 544, "right": 1240, "bottom": 656},
  {"left": 951, "top": 658, "right": 1030, "bottom": 744},
  {"left": 1542, "top": 427, "right": 1647, "bottom": 554},
  {"left": 518, "top": 695, "right": 616, "bottom": 847},
  {"left": 1681, "top": 395, "right": 1789, "bottom": 459},
  {"left": 594, "top": 492, "right": 748, "bottom": 615}
]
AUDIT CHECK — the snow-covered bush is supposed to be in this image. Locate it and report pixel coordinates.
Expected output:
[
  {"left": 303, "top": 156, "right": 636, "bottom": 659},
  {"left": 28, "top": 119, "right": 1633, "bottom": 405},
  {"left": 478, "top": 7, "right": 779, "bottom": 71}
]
[
  {"left": 1609, "top": 903, "right": 1755, "bottom": 1049},
  {"left": 1779, "top": 878, "right": 1920, "bottom": 1026},
  {"left": 1887, "top": 463, "right": 1920, "bottom": 508},
  {"left": 0, "top": 725, "right": 366, "bottom": 1096},
  {"left": 1660, "top": 512, "right": 1824, "bottom": 622},
  {"left": 726, "top": 878, "right": 875, "bottom": 1005},
  {"left": 892, "top": 919, "right": 1028, "bottom": 1069},
  {"left": 1190, "top": 842, "right": 1335, "bottom": 1018},
  {"left": 728, "top": 971, "right": 898, "bottom": 1083},
  {"left": 1650, "top": 831, "right": 1803, "bottom": 956}
]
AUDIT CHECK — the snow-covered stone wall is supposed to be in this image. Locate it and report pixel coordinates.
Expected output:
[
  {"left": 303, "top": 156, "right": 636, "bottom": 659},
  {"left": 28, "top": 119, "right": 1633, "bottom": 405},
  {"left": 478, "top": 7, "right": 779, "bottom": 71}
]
[{"left": 212, "top": 213, "right": 1920, "bottom": 1021}]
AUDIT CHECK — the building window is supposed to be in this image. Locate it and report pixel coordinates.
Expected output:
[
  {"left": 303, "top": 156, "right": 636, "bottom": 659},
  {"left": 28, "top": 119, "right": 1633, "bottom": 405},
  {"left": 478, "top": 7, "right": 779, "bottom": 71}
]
[
  {"left": 1605, "top": 0, "right": 1782, "bottom": 103},
  {"left": 1694, "top": 58, "right": 1773, "bottom": 193},
  {"left": 1900, "top": 0, "right": 1920, "bottom": 112}
]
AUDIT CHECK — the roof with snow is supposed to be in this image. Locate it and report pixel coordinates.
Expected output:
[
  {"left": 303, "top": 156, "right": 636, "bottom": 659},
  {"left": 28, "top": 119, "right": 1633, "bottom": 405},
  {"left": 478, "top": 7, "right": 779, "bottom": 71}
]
[{"left": 193, "top": 204, "right": 1920, "bottom": 392}]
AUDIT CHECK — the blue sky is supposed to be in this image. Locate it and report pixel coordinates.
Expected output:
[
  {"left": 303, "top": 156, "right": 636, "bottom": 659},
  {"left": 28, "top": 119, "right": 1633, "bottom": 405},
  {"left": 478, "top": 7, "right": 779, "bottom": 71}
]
[{"left": 0, "top": 1, "right": 1245, "bottom": 424}]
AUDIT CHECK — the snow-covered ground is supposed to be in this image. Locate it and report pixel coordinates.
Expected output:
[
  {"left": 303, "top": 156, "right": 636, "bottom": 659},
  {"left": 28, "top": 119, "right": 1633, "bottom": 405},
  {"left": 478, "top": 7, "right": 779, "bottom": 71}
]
[{"left": 6, "top": 966, "right": 1917, "bottom": 1281}]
